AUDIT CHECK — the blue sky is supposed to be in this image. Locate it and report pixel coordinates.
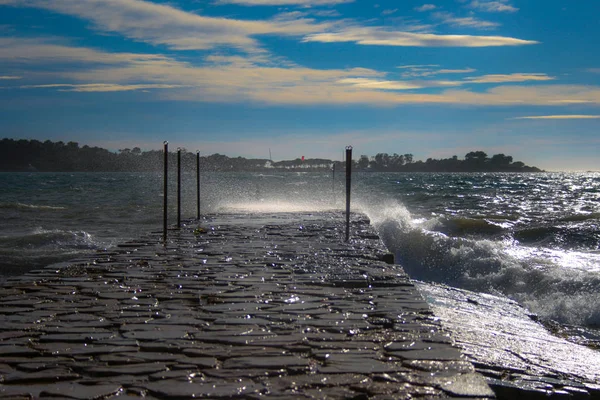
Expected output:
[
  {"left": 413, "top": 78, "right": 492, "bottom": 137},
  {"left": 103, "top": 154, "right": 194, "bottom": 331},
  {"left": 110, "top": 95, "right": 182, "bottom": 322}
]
[{"left": 1, "top": 0, "right": 599, "bottom": 170}]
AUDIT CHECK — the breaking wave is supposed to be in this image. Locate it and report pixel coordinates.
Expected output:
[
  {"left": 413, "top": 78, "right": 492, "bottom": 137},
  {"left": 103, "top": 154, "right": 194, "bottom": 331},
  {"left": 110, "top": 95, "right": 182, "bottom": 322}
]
[{"left": 361, "top": 200, "right": 600, "bottom": 328}]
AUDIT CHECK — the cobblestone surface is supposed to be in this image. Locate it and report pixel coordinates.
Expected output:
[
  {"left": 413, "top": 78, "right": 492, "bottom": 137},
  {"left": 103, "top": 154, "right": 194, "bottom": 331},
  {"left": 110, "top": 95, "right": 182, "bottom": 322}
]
[{"left": 0, "top": 212, "right": 494, "bottom": 399}]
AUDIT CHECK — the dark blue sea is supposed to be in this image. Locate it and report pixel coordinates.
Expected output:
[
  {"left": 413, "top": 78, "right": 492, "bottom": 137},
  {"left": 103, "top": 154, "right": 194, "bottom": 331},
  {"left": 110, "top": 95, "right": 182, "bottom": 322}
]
[{"left": 2, "top": 171, "right": 600, "bottom": 338}]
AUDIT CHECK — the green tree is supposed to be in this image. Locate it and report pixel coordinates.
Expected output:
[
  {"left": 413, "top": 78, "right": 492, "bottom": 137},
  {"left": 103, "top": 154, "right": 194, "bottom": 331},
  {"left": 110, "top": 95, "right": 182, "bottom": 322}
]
[{"left": 357, "top": 155, "right": 369, "bottom": 169}]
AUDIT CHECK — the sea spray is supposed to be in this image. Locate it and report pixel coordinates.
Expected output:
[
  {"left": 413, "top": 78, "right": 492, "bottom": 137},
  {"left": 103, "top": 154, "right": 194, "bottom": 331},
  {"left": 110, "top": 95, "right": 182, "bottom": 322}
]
[{"left": 359, "top": 199, "right": 600, "bottom": 328}]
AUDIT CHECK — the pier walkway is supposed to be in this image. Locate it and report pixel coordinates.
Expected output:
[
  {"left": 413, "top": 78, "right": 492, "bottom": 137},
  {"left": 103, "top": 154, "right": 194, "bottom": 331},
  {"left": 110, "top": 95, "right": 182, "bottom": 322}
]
[{"left": 0, "top": 212, "right": 494, "bottom": 399}]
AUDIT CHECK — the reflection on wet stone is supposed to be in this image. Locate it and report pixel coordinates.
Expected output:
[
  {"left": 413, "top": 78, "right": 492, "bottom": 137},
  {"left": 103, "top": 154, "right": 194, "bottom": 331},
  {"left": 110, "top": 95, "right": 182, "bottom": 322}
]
[{"left": 0, "top": 211, "right": 589, "bottom": 398}]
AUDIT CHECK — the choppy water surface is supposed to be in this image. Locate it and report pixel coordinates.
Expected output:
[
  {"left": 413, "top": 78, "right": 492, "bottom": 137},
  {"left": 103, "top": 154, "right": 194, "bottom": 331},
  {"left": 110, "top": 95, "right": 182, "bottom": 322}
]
[{"left": 1, "top": 171, "right": 600, "bottom": 337}]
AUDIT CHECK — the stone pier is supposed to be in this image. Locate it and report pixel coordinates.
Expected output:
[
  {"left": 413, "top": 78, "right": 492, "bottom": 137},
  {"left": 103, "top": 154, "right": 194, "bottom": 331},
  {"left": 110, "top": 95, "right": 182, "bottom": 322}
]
[{"left": 0, "top": 212, "right": 494, "bottom": 399}]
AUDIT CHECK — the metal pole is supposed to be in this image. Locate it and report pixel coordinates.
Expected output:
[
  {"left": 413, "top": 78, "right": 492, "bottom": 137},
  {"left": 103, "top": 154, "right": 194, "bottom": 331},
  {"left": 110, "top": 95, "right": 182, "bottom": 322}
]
[
  {"left": 196, "top": 151, "right": 200, "bottom": 220},
  {"left": 177, "top": 148, "right": 181, "bottom": 229},
  {"left": 345, "top": 146, "right": 352, "bottom": 242},
  {"left": 163, "top": 141, "right": 168, "bottom": 242},
  {"left": 332, "top": 163, "right": 336, "bottom": 206}
]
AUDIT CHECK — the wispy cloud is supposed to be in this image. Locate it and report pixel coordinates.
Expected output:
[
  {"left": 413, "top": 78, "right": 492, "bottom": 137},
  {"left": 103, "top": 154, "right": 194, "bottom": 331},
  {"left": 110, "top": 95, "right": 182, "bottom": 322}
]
[
  {"left": 312, "top": 9, "right": 341, "bottom": 17},
  {"left": 415, "top": 4, "right": 437, "bottom": 12},
  {"left": 19, "top": 83, "right": 186, "bottom": 92},
  {"left": 0, "top": 0, "right": 331, "bottom": 52},
  {"left": 465, "top": 73, "right": 554, "bottom": 83},
  {"left": 337, "top": 78, "right": 422, "bottom": 90},
  {"left": 467, "top": 0, "right": 518, "bottom": 13},
  {"left": 0, "top": 0, "right": 538, "bottom": 54},
  {"left": 398, "top": 64, "right": 440, "bottom": 69},
  {"left": 304, "top": 28, "right": 537, "bottom": 47},
  {"left": 381, "top": 9, "right": 398, "bottom": 16},
  {"left": 433, "top": 11, "right": 500, "bottom": 29},
  {"left": 0, "top": 37, "right": 175, "bottom": 64},
  {"left": 0, "top": 75, "right": 21, "bottom": 79},
  {"left": 3, "top": 39, "right": 596, "bottom": 107},
  {"left": 399, "top": 65, "right": 475, "bottom": 78},
  {"left": 439, "top": 68, "right": 476, "bottom": 74},
  {"left": 512, "top": 115, "right": 600, "bottom": 120},
  {"left": 214, "top": 0, "right": 352, "bottom": 5}
]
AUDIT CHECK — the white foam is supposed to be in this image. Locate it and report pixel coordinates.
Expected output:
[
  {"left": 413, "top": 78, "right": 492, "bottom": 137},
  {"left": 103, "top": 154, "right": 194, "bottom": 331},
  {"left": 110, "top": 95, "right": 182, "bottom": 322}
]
[{"left": 359, "top": 199, "right": 600, "bottom": 327}]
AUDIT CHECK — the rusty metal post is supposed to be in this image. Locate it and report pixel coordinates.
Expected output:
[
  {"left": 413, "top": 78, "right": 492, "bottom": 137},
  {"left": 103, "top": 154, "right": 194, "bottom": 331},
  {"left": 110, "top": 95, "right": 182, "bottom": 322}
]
[
  {"left": 177, "top": 148, "right": 181, "bottom": 229},
  {"left": 163, "top": 141, "right": 168, "bottom": 242},
  {"left": 196, "top": 151, "right": 201, "bottom": 220},
  {"left": 345, "top": 146, "right": 352, "bottom": 242}
]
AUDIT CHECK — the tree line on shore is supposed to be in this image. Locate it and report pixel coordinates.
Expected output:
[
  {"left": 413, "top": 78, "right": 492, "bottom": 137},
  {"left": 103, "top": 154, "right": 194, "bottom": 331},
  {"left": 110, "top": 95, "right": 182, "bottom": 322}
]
[
  {"left": 0, "top": 138, "right": 542, "bottom": 172},
  {"left": 357, "top": 151, "right": 542, "bottom": 172}
]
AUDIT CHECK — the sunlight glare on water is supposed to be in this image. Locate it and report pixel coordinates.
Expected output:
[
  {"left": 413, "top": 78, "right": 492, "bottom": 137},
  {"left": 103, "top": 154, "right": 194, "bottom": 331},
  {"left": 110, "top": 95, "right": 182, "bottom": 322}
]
[{"left": 221, "top": 200, "right": 334, "bottom": 213}]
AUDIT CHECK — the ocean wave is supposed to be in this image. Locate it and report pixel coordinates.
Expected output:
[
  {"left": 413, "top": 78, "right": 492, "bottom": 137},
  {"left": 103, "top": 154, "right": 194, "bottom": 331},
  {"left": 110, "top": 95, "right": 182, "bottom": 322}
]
[
  {"left": 0, "top": 202, "right": 66, "bottom": 210},
  {"left": 559, "top": 212, "right": 600, "bottom": 222},
  {"left": 361, "top": 200, "right": 600, "bottom": 328},
  {"left": 514, "top": 223, "right": 600, "bottom": 249},
  {"left": 0, "top": 228, "right": 98, "bottom": 249},
  {"left": 425, "top": 216, "right": 508, "bottom": 236},
  {"left": 0, "top": 228, "right": 104, "bottom": 278}
]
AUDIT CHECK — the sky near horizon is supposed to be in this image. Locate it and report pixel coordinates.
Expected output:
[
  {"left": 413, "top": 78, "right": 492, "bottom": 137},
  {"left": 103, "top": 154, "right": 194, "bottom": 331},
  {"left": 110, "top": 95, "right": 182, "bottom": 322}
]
[{"left": 1, "top": 0, "right": 599, "bottom": 171}]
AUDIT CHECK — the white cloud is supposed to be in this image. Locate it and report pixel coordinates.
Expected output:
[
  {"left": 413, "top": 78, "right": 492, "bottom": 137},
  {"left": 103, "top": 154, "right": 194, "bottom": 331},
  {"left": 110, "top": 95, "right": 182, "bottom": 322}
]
[
  {"left": 312, "top": 9, "right": 341, "bottom": 17},
  {"left": 438, "top": 68, "right": 476, "bottom": 74},
  {"left": 468, "top": 1, "right": 518, "bottom": 13},
  {"left": 465, "top": 73, "right": 554, "bottom": 83},
  {"left": 0, "top": 37, "right": 175, "bottom": 64},
  {"left": 19, "top": 83, "right": 186, "bottom": 92},
  {"left": 433, "top": 11, "right": 499, "bottom": 29},
  {"left": 0, "top": 0, "right": 539, "bottom": 53},
  {"left": 214, "top": 0, "right": 352, "bottom": 5},
  {"left": 398, "top": 64, "right": 440, "bottom": 69},
  {"left": 399, "top": 66, "right": 476, "bottom": 78},
  {"left": 381, "top": 9, "right": 398, "bottom": 16},
  {"left": 337, "top": 78, "right": 422, "bottom": 90},
  {"left": 548, "top": 100, "right": 594, "bottom": 104},
  {"left": 303, "top": 28, "right": 538, "bottom": 47},
  {"left": 3, "top": 39, "right": 596, "bottom": 107},
  {"left": 415, "top": 4, "right": 437, "bottom": 12},
  {"left": 417, "top": 80, "right": 463, "bottom": 87},
  {"left": 1, "top": 0, "right": 331, "bottom": 52},
  {"left": 512, "top": 115, "right": 600, "bottom": 120},
  {"left": 0, "top": 75, "right": 21, "bottom": 79}
]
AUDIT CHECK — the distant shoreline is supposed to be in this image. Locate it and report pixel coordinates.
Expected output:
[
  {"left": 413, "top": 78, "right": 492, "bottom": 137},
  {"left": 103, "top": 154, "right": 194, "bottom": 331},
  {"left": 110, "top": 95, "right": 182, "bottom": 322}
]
[{"left": 1, "top": 138, "right": 543, "bottom": 173}]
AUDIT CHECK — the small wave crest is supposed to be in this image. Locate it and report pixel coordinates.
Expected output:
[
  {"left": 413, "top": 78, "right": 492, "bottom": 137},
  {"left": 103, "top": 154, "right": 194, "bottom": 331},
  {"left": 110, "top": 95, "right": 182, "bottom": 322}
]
[
  {"left": 560, "top": 212, "right": 600, "bottom": 222},
  {"left": 425, "top": 216, "right": 508, "bottom": 236},
  {"left": 360, "top": 200, "right": 600, "bottom": 328},
  {"left": 514, "top": 223, "right": 600, "bottom": 249},
  {"left": 0, "top": 202, "right": 66, "bottom": 211},
  {"left": 0, "top": 228, "right": 97, "bottom": 249},
  {"left": 0, "top": 228, "right": 103, "bottom": 278}
]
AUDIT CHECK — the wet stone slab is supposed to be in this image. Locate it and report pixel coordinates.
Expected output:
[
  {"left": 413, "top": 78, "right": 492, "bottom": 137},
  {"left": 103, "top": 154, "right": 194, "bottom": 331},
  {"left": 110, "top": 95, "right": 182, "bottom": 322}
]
[{"left": 0, "top": 211, "right": 493, "bottom": 399}]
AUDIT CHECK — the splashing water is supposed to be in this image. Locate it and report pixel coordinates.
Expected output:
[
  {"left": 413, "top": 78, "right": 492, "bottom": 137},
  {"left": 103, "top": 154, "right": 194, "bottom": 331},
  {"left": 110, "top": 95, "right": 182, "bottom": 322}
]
[{"left": 359, "top": 198, "right": 600, "bottom": 328}]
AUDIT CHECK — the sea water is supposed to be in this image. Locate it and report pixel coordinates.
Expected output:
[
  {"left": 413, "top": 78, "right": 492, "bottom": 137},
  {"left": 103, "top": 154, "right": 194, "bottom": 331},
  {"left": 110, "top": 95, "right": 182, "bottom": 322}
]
[{"left": 1, "top": 171, "right": 599, "bottom": 338}]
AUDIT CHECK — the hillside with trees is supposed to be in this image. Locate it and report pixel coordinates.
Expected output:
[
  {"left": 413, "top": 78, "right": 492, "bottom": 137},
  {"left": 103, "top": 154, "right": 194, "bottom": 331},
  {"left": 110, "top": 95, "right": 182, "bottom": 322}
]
[
  {"left": 358, "top": 151, "right": 541, "bottom": 172},
  {"left": 0, "top": 139, "right": 542, "bottom": 173}
]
